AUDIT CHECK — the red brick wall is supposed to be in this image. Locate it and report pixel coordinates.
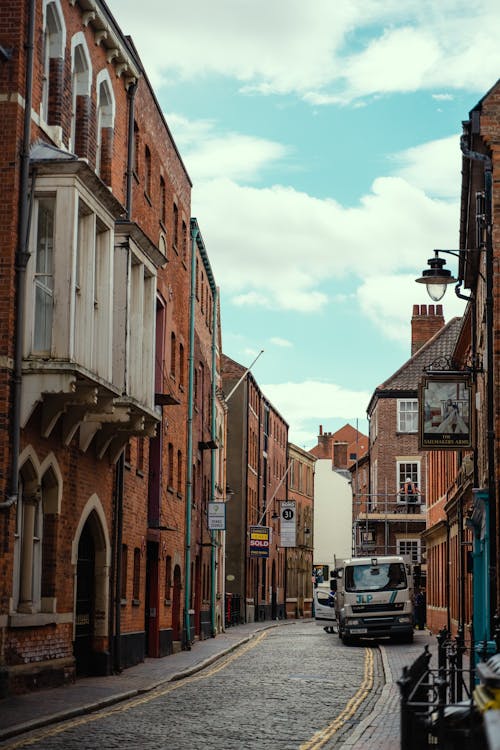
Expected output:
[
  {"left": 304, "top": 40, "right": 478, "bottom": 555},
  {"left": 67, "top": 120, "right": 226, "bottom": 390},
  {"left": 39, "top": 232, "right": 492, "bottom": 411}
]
[{"left": 411, "top": 304, "right": 444, "bottom": 355}]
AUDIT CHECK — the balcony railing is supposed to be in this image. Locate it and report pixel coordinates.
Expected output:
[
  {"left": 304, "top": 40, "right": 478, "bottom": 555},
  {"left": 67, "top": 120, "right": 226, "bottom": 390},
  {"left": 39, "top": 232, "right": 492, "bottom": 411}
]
[{"left": 354, "top": 496, "right": 427, "bottom": 520}]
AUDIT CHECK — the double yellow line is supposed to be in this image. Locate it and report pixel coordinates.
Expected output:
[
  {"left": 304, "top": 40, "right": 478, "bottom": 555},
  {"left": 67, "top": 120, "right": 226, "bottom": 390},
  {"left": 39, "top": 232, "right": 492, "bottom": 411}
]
[
  {"left": 2, "top": 631, "right": 374, "bottom": 750},
  {"left": 300, "top": 647, "right": 374, "bottom": 750}
]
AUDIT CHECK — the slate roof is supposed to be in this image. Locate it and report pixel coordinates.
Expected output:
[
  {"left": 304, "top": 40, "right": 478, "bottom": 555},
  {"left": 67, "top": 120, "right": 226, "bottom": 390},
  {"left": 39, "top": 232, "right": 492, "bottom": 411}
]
[{"left": 367, "top": 316, "right": 464, "bottom": 413}]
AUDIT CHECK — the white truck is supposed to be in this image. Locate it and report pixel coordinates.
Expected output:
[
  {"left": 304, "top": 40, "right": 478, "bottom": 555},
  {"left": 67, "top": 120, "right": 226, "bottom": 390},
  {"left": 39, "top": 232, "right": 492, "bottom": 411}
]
[{"left": 331, "top": 555, "right": 414, "bottom": 645}]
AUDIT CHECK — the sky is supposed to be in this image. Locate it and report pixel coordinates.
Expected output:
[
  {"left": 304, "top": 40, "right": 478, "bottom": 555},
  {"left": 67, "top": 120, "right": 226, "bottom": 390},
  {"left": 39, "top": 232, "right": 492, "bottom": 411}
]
[{"left": 107, "top": 0, "right": 500, "bottom": 449}]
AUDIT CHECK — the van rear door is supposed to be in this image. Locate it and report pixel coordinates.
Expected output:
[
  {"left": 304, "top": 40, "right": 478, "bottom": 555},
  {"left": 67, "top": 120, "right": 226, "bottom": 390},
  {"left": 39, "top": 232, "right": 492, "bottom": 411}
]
[{"left": 314, "top": 588, "right": 336, "bottom": 632}]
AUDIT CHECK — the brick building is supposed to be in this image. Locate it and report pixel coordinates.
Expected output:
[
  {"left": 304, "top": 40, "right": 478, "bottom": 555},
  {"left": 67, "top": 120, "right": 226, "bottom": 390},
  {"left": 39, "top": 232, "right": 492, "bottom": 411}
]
[
  {"left": 0, "top": 0, "right": 223, "bottom": 695},
  {"left": 222, "top": 355, "right": 288, "bottom": 623},
  {"left": 351, "top": 307, "right": 462, "bottom": 581},
  {"left": 286, "top": 443, "right": 315, "bottom": 619},
  {"left": 423, "top": 79, "right": 500, "bottom": 645}
]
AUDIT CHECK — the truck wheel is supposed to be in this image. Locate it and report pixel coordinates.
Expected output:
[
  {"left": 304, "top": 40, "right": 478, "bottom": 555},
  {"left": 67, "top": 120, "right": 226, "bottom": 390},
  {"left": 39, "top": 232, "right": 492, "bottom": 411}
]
[{"left": 342, "top": 633, "right": 353, "bottom": 646}]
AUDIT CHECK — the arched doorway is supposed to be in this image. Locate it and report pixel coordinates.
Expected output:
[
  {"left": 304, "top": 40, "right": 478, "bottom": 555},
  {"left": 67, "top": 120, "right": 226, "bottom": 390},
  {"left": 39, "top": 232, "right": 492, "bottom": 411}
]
[
  {"left": 172, "top": 565, "right": 181, "bottom": 642},
  {"left": 73, "top": 506, "right": 110, "bottom": 677},
  {"left": 74, "top": 521, "right": 95, "bottom": 676}
]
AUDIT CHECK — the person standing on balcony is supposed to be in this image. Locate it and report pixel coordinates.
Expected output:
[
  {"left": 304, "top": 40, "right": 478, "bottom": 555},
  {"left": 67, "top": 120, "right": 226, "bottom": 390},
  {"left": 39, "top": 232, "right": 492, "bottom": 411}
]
[{"left": 403, "top": 477, "right": 421, "bottom": 514}]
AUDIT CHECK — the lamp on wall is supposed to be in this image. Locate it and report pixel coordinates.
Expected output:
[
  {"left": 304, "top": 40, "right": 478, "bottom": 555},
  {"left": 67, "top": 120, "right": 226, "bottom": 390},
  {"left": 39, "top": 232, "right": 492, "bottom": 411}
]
[{"left": 415, "top": 249, "right": 459, "bottom": 302}]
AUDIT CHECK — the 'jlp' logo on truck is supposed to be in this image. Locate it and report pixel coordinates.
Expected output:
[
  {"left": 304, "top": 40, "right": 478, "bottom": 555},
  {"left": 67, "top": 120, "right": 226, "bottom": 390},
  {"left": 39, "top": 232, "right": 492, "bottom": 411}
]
[{"left": 356, "top": 594, "right": 373, "bottom": 604}]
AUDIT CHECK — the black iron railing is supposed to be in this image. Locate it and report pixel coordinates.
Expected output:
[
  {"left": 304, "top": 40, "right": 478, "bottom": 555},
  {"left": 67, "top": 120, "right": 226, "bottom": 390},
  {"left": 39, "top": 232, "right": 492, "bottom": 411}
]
[{"left": 398, "top": 628, "right": 485, "bottom": 750}]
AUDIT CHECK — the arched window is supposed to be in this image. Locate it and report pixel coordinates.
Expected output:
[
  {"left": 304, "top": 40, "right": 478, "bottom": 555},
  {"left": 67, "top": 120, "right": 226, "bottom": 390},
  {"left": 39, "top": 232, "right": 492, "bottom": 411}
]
[
  {"left": 170, "top": 332, "right": 176, "bottom": 378},
  {"left": 145, "top": 145, "right": 152, "bottom": 198},
  {"left": 159, "top": 177, "right": 166, "bottom": 226},
  {"left": 177, "top": 450, "right": 182, "bottom": 493},
  {"left": 41, "top": 0, "right": 65, "bottom": 126},
  {"left": 70, "top": 35, "right": 91, "bottom": 154},
  {"left": 96, "top": 71, "right": 115, "bottom": 181}
]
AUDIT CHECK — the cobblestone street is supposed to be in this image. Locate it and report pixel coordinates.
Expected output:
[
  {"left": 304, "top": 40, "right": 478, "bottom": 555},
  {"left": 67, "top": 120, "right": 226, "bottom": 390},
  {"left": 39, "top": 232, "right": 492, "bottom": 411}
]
[{"left": 0, "top": 622, "right": 387, "bottom": 750}]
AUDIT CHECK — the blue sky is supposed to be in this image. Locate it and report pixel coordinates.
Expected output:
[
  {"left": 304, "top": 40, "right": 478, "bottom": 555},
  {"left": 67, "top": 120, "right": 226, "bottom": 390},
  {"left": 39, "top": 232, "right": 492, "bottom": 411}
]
[{"left": 108, "top": 0, "right": 500, "bottom": 448}]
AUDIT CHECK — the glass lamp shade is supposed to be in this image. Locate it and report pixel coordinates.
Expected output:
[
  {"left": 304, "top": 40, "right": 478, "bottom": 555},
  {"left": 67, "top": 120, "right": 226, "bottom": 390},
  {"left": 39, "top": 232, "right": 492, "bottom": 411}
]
[{"left": 425, "top": 282, "right": 447, "bottom": 302}]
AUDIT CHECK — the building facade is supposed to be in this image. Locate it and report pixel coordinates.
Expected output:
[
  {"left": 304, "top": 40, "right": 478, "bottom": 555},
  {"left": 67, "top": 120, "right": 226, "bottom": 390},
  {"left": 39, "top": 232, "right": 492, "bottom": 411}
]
[
  {"left": 310, "top": 424, "right": 368, "bottom": 578},
  {"left": 286, "top": 443, "right": 315, "bottom": 619},
  {"left": 222, "top": 355, "right": 288, "bottom": 624},
  {"left": 352, "top": 307, "right": 462, "bottom": 587},
  {"left": 0, "top": 0, "right": 226, "bottom": 695}
]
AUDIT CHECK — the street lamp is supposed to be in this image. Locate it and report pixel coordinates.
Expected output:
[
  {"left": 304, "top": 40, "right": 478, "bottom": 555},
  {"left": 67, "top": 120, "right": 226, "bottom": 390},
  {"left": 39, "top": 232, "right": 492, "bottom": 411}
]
[{"left": 415, "top": 249, "right": 459, "bottom": 301}]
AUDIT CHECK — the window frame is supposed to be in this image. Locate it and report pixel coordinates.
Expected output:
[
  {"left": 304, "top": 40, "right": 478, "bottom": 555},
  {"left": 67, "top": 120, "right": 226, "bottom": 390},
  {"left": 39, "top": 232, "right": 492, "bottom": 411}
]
[{"left": 397, "top": 398, "right": 418, "bottom": 433}]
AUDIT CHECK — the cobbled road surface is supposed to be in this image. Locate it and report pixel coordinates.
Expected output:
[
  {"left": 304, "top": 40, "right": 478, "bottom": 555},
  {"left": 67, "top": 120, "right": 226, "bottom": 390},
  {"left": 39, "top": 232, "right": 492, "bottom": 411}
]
[{"left": 1, "top": 621, "right": 385, "bottom": 750}]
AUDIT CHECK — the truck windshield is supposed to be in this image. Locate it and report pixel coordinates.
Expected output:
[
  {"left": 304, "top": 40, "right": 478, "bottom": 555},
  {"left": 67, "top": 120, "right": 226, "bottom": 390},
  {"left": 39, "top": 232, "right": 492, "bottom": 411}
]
[{"left": 344, "top": 562, "right": 407, "bottom": 592}]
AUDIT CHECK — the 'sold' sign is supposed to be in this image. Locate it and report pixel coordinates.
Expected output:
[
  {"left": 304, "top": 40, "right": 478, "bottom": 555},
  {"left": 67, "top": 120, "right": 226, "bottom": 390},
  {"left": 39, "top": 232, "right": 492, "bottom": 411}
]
[{"left": 249, "top": 526, "right": 270, "bottom": 558}]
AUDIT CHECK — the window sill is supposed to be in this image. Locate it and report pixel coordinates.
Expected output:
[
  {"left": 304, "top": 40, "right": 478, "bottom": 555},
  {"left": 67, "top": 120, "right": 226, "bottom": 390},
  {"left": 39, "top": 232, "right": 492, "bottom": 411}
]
[
  {"left": 164, "top": 599, "right": 171, "bottom": 607},
  {"left": 132, "top": 598, "right": 140, "bottom": 607},
  {"left": 8, "top": 611, "right": 72, "bottom": 627}
]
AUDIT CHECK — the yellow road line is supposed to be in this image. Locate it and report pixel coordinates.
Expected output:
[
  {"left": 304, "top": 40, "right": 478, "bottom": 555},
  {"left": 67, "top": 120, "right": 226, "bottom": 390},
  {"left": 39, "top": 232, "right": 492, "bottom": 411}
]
[
  {"left": 300, "top": 647, "right": 375, "bottom": 750},
  {"left": 1, "top": 632, "right": 270, "bottom": 749}
]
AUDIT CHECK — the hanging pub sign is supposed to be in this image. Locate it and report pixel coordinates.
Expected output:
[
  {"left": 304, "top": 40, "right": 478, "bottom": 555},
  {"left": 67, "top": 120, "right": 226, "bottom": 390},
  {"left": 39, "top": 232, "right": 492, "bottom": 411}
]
[
  {"left": 249, "top": 526, "right": 270, "bottom": 558},
  {"left": 419, "top": 374, "right": 473, "bottom": 450},
  {"left": 280, "top": 500, "right": 296, "bottom": 548}
]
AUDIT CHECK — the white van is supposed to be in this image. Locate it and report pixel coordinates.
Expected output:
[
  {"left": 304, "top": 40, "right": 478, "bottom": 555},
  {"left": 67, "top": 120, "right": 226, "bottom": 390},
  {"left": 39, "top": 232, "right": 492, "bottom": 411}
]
[{"left": 314, "top": 585, "right": 336, "bottom": 633}]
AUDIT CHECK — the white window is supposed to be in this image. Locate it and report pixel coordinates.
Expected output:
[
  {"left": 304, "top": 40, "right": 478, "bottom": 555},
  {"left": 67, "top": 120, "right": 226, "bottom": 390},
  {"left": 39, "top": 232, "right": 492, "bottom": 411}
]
[
  {"left": 397, "top": 461, "right": 420, "bottom": 502},
  {"left": 27, "top": 182, "right": 114, "bottom": 384},
  {"left": 398, "top": 399, "right": 418, "bottom": 432},
  {"left": 33, "top": 196, "right": 55, "bottom": 353},
  {"left": 397, "top": 539, "right": 421, "bottom": 564}
]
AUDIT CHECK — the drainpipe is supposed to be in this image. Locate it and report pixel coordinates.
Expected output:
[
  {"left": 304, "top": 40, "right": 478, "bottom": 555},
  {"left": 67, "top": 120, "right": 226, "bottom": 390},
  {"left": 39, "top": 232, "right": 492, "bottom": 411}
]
[
  {"left": 111, "top": 80, "right": 137, "bottom": 670},
  {"left": 1, "top": 0, "right": 35, "bottom": 511},
  {"left": 184, "top": 221, "right": 198, "bottom": 649},
  {"left": 209, "top": 287, "right": 218, "bottom": 636},
  {"left": 125, "top": 82, "right": 137, "bottom": 218}
]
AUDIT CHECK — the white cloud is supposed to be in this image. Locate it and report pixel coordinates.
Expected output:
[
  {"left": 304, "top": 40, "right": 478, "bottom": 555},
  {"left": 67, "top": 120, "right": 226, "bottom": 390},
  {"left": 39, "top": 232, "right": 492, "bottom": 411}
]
[
  {"left": 262, "top": 380, "right": 371, "bottom": 446},
  {"left": 108, "top": 0, "right": 500, "bottom": 102},
  {"left": 390, "top": 135, "right": 461, "bottom": 199},
  {"left": 432, "top": 93, "right": 455, "bottom": 101},
  {"left": 165, "top": 113, "right": 466, "bottom": 318},
  {"left": 191, "top": 174, "right": 458, "bottom": 311},
  {"left": 356, "top": 274, "right": 466, "bottom": 344},
  {"left": 269, "top": 337, "right": 293, "bottom": 348}
]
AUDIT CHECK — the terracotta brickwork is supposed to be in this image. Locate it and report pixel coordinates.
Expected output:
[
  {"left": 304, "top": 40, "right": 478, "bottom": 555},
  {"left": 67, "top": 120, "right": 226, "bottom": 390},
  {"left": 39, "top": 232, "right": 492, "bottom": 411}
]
[
  {"left": 222, "top": 355, "right": 288, "bottom": 623},
  {"left": 0, "top": 0, "right": 201, "bottom": 694}
]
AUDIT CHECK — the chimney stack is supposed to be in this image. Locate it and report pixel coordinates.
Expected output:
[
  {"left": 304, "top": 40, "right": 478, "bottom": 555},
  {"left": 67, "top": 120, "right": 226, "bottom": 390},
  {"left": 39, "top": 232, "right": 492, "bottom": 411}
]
[{"left": 411, "top": 304, "right": 444, "bottom": 355}]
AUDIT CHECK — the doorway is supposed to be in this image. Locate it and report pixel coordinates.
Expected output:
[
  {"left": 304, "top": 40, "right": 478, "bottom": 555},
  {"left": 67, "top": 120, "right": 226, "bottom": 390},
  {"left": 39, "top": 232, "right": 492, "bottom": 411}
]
[
  {"left": 74, "top": 522, "right": 95, "bottom": 676},
  {"left": 172, "top": 565, "right": 181, "bottom": 641},
  {"left": 145, "top": 541, "right": 159, "bottom": 657}
]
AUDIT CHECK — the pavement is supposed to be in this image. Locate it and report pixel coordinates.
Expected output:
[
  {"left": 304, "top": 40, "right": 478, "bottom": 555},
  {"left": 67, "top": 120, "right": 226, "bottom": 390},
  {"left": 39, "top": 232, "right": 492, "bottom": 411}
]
[{"left": 0, "top": 622, "right": 440, "bottom": 748}]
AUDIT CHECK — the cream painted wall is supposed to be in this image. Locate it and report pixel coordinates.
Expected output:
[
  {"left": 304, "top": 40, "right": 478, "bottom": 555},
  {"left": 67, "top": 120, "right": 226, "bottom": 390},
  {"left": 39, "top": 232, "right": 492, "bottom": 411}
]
[{"left": 313, "top": 459, "right": 353, "bottom": 573}]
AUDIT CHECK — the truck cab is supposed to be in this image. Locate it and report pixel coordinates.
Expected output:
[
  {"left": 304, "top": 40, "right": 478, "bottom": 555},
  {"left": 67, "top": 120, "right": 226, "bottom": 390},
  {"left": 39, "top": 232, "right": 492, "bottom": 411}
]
[{"left": 332, "top": 555, "right": 413, "bottom": 645}]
